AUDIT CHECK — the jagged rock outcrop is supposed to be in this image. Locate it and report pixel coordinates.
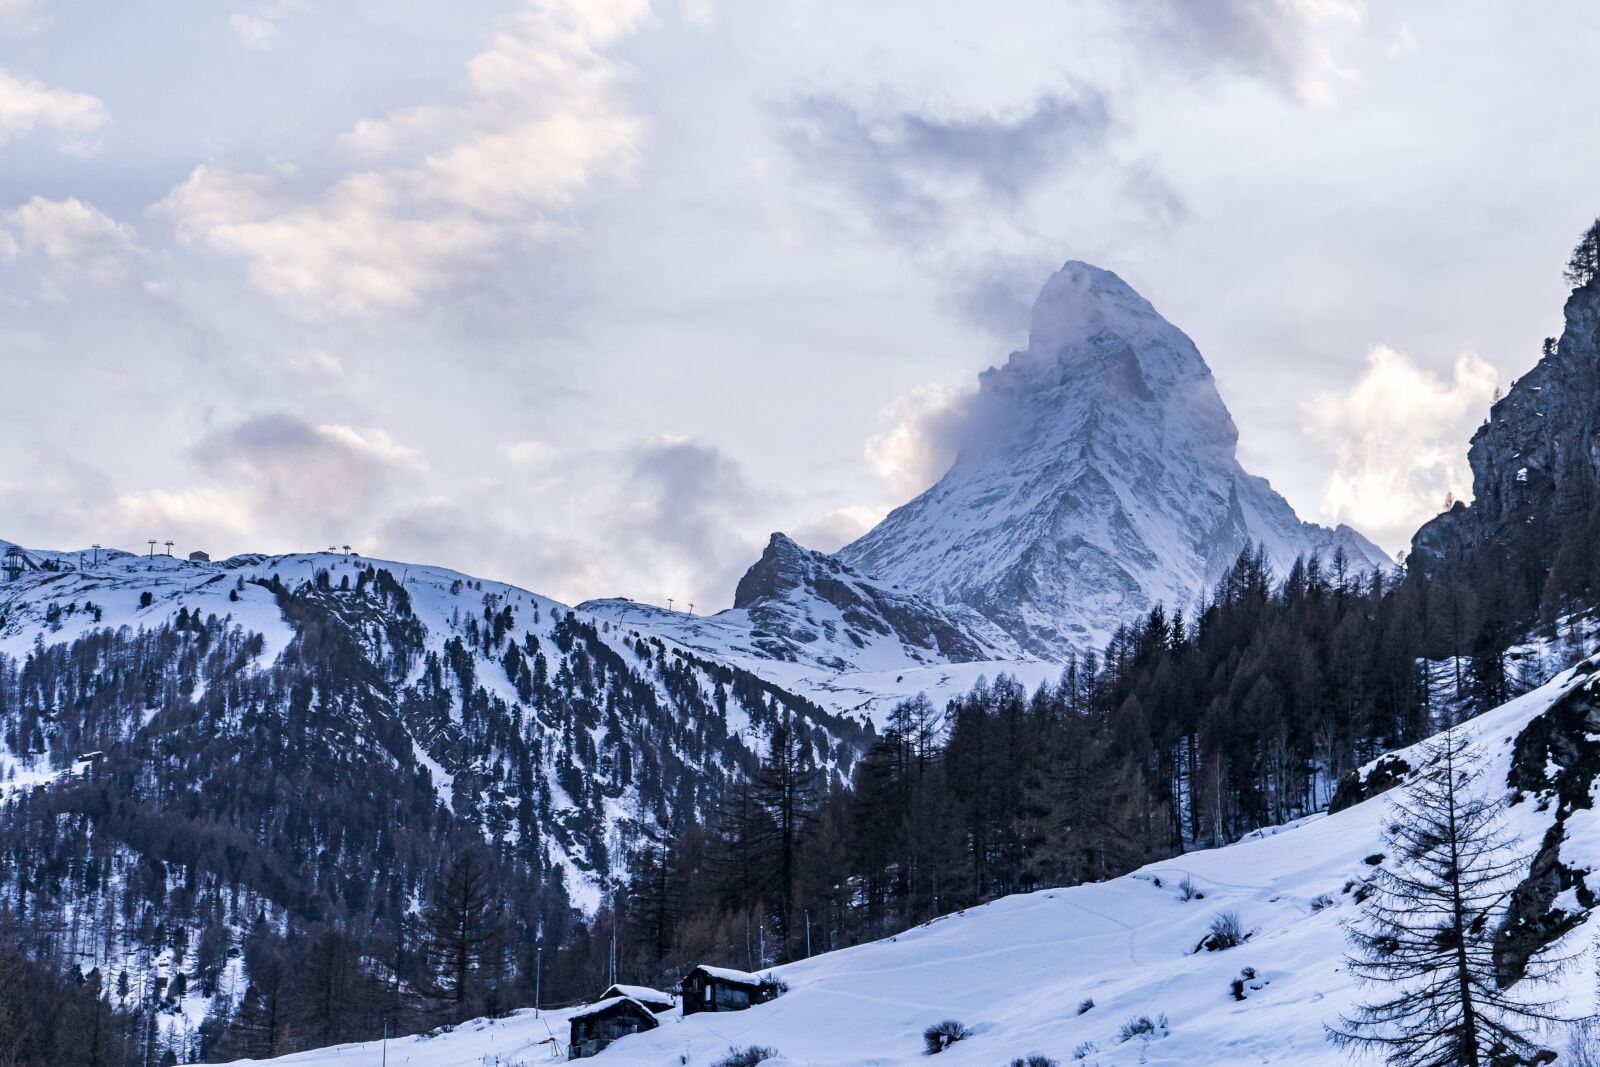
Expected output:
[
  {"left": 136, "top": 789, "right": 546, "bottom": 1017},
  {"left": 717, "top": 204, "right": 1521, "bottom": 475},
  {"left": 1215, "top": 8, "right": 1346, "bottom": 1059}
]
[
  {"left": 730, "top": 532, "right": 1018, "bottom": 667},
  {"left": 840, "top": 261, "right": 1389, "bottom": 658},
  {"left": 1414, "top": 275, "right": 1600, "bottom": 598}
]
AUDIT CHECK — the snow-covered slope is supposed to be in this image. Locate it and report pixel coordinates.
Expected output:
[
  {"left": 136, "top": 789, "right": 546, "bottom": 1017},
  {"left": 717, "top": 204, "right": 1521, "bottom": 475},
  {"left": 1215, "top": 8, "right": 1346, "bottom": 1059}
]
[
  {"left": 219, "top": 656, "right": 1600, "bottom": 1067},
  {"left": 840, "top": 262, "right": 1390, "bottom": 658},
  {"left": 581, "top": 532, "right": 1040, "bottom": 725}
]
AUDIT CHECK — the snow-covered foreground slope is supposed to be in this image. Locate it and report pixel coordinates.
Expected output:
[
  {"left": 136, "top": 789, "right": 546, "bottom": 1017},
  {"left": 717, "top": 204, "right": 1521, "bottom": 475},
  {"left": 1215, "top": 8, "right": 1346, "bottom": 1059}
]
[{"left": 222, "top": 659, "right": 1600, "bottom": 1066}]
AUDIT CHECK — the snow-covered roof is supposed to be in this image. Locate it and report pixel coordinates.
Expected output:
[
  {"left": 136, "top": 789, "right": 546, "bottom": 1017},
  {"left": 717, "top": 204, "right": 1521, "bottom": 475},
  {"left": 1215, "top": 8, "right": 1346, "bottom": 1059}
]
[
  {"left": 602, "top": 984, "right": 673, "bottom": 1005},
  {"left": 687, "top": 965, "right": 765, "bottom": 986},
  {"left": 568, "top": 995, "right": 660, "bottom": 1023}
]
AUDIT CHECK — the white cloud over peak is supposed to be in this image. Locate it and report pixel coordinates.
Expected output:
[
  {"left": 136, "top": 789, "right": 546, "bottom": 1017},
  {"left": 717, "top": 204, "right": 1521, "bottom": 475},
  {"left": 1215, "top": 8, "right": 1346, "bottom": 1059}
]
[
  {"left": 864, "top": 383, "right": 974, "bottom": 499},
  {"left": 1309, "top": 345, "right": 1497, "bottom": 553}
]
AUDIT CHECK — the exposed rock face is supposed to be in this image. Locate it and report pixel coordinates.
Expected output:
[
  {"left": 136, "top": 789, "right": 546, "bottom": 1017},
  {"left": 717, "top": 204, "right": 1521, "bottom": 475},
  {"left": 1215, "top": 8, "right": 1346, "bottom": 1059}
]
[
  {"left": 730, "top": 532, "right": 1019, "bottom": 668},
  {"left": 840, "top": 261, "right": 1389, "bottom": 659},
  {"left": 1411, "top": 276, "right": 1600, "bottom": 575},
  {"left": 1499, "top": 658, "right": 1600, "bottom": 985}
]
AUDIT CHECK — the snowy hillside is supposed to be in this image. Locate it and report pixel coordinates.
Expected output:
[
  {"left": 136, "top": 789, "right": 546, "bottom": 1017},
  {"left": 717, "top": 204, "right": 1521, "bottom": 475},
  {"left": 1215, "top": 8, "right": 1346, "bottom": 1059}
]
[
  {"left": 582, "top": 532, "right": 1043, "bottom": 725},
  {"left": 840, "top": 262, "right": 1390, "bottom": 658},
  {"left": 219, "top": 656, "right": 1600, "bottom": 1066},
  {"left": 0, "top": 541, "right": 875, "bottom": 909}
]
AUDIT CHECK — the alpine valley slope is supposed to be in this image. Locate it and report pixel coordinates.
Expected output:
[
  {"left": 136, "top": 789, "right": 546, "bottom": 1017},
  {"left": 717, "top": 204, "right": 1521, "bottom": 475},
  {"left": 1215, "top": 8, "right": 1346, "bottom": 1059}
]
[
  {"left": 0, "top": 540, "right": 881, "bottom": 907},
  {"left": 840, "top": 261, "right": 1390, "bottom": 658},
  {"left": 219, "top": 655, "right": 1600, "bottom": 1067},
  {"left": 581, "top": 532, "right": 1053, "bottom": 725}
]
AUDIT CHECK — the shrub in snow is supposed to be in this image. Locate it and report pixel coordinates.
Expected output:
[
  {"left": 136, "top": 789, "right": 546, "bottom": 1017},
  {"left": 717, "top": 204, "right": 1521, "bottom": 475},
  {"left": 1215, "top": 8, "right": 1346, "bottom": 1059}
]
[
  {"left": 923, "top": 1019, "right": 971, "bottom": 1054},
  {"left": 1177, "top": 875, "right": 1202, "bottom": 901},
  {"left": 1007, "top": 1056, "right": 1058, "bottom": 1067},
  {"left": 1071, "top": 1041, "right": 1099, "bottom": 1060},
  {"left": 1115, "top": 1014, "right": 1168, "bottom": 1044},
  {"left": 1309, "top": 893, "right": 1335, "bottom": 912},
  {"left": 712, "top": 1045, "right": 779, "bottom": 1067},
  {"left": 1076, "top": 997, "right": 1094, "bottom": 1015},
  {"left": 1198, "top": 909, "right": 1247, "bottom": 951},
  {"left": 1363, "top": 852, "right": 1385, "bottom": 866}
]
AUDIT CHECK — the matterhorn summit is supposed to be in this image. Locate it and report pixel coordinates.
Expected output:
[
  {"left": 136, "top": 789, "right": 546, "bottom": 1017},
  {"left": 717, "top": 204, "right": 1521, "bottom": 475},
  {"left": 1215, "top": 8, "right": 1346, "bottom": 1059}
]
[{"left": 840, "top": 261, "right": 1388, "bottom": 658}]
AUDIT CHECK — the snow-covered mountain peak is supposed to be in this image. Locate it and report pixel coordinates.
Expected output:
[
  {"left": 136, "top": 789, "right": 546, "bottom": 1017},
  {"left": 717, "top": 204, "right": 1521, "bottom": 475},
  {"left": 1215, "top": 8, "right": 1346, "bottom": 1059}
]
[
  {"left": 841, "top": 260, "right": 1389, "bottom": 658},
  {"left": 1024, "top": 260, "right": 1198, "bottom": 376}
]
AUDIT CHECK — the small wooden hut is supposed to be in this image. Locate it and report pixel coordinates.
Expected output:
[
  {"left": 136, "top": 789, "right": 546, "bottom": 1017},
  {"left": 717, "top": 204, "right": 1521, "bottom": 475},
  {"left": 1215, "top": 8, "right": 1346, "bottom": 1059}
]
[
  {"left": 599, "top": 984, "right": 675, "bottom": 1013},
  {"left": 568, "top": 996, "right": 660, "bottom": 1059},
  {"left": 679, "top": 965, "right": 781, "bottom": 1016}
]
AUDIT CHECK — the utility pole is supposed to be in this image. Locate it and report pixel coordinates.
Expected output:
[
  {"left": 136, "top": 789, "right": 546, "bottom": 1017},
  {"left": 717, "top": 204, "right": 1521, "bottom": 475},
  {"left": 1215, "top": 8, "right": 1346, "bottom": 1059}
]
[
  {"left": 147, "top": 540, "right": 156, "bottom": 558},
  {"left": 805, "top": 910, "right": 812, "bottom": 958},
  {"left": 688, "top": 602, "right": 695, "bottom": 615},
  {"left": 163, "top": 541, "right": 173, "bottom": 557},
  {"left": 667, "top": 597, "right": 674, "bottom": 612},
  {"left": 535, "top": 938, "right": 543, "bottom": 1018},
  {"left": 91, "top": 543, "right": 100, "bottom": 567},
  {"left": 381, "top": 1018, "right": 389, "bottom": 1067}
]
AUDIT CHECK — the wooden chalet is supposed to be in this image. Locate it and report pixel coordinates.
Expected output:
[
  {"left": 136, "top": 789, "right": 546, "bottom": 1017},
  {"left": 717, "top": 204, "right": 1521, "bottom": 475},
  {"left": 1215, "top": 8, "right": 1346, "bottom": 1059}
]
[
  {"left": 599, "top": 984, "right": 675, "bottom": 1013},
  {"left": 568, "top": 995, "right": 660, "bottom": 1059},
  {"left": 679, "top": 965, "right": 780, "bottom": 1016}
]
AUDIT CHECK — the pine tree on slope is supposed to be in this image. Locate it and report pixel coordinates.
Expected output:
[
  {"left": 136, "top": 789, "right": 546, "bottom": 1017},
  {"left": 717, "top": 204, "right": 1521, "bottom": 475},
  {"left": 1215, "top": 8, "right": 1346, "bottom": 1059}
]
[
  {"left": 423, "top": 846, "right": 507, "bottom": 1023},
  {"left": 1329, "top": 730, "right": 1563, "bottom": 1067},
  {"left": 1566, "top": 217, "right": 1600, "bottom": 289}
]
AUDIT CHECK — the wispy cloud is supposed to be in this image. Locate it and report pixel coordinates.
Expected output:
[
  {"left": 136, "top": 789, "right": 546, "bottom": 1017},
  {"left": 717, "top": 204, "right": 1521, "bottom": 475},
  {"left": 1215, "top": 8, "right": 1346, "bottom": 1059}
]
[
  {"left": 777, "top": 88, "right": 1111, "bottom": 242},
  {"left": 158, "top": 0, "right": 648, "bottom": 317},
  {"left": 1126, "top": 0, "right": 1365, "bottom": 104}
]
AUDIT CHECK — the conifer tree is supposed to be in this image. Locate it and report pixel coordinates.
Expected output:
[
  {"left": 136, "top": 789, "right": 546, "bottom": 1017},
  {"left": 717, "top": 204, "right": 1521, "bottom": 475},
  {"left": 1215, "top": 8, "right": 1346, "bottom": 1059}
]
[
  {"left": 422, "top": 846, "right": 506, "bottom": 1023},
  {"left": 752, "top": 713, "right": 823, "bottom": 950},
  {"left": 1565, "top": 217, "right": 1600, "bottom": 288},
  {"left": 1329, "top": 730, "right": 1562, "bottom": 1066}
]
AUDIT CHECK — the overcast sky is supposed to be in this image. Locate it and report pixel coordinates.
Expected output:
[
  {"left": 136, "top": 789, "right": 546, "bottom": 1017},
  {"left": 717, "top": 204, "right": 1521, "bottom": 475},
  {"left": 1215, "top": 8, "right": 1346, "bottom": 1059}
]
[{"left": 1, "top": 0, "right": 1595, "bottom": 610}]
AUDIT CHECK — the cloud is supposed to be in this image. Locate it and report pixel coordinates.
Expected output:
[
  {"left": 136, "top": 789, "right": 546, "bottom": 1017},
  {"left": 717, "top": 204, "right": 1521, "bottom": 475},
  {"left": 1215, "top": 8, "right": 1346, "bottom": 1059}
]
[
  {"left": 157, "top": 166, "right": 498, "bottom": 316},
  {"left": 381, "top": 434, "right": 771, "bottom": 611},
  {"left": 789, "top": 506, "right": 879, "bottom": 553},
  {"left": 0, "top": 67, "right": 108, "bottom": 151},
  {"left": 191, "top": 412, "right": 426, "bottom": 538},
  {"left": 614, "top": 435, "right": 768, "bottom": 603},
  {"left": 2, "top": 196, "right": 137, "bottom": 280},
  {"left": 159, "top": 0, "right": 647, "bottom": 316},
  {"left": 1126, "top": 0, "right": 1364, "bottom": 104},
  {"left": 864, "top": 383, "right": 976, "bottom": 498},
  {"left": 777, "top": 88, "right": 1111, "bottom": 242},
  {"left": 1308, "top": 345, "right": 1497, "bottom": 552}
]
